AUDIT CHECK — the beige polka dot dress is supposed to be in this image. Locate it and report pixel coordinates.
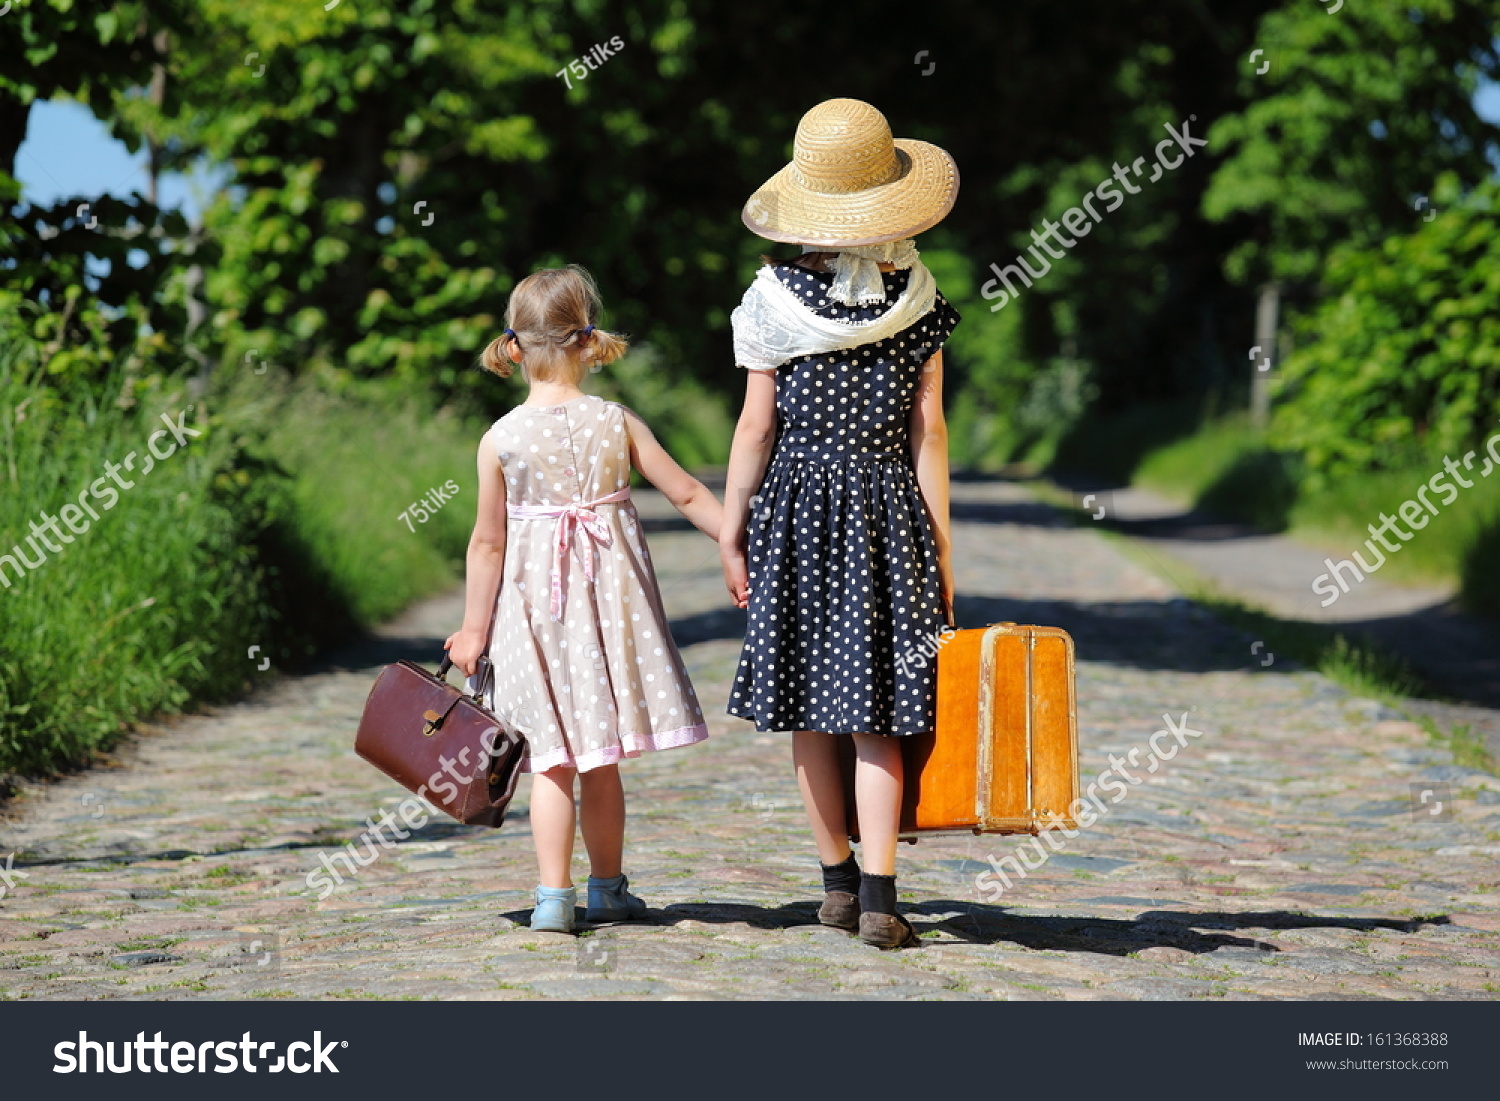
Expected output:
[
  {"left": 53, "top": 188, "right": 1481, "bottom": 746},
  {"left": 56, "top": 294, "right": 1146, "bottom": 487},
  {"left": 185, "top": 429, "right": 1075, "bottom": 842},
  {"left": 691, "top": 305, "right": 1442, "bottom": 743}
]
[{"left": 475, "top": 394, "right": 708, "bottom": 773}]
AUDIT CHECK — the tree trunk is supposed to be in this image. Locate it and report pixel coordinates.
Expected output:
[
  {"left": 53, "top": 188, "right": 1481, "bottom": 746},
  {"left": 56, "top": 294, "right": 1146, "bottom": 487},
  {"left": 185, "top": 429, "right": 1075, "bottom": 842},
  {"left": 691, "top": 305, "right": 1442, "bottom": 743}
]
[{"left": 1251, "top": 282, "right": 1279, "bottom": 430}]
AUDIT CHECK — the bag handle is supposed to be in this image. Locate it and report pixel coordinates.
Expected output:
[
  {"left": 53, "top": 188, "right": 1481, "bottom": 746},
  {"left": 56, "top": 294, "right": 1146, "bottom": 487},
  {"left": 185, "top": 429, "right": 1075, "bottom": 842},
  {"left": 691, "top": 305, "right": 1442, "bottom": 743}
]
[{"left": 437, "top": 652, "right": 494, "bottom": 703}]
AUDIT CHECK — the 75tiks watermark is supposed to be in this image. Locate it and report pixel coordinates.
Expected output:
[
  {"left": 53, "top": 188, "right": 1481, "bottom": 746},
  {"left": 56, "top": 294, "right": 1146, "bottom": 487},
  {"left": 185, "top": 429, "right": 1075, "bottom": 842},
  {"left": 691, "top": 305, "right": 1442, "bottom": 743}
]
[
  {"left": 557, "top": 35, "right": 625, "bottom": 89},
  {"left": 398, "top": 479, "right": 462, "bottom": 532}
]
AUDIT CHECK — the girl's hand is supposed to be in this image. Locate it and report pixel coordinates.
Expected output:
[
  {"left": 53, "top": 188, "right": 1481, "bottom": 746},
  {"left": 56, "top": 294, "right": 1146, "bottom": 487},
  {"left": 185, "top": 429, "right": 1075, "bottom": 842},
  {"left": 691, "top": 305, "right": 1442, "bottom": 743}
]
[
  {"left": 443, "top": 628, "right": 488, "bottom": 677},
  {"left": 720, "top": 542, "right": 750, "bottom": 610},
  {"left": 939, "top": 555, "right": 956, "bottom": 627}
]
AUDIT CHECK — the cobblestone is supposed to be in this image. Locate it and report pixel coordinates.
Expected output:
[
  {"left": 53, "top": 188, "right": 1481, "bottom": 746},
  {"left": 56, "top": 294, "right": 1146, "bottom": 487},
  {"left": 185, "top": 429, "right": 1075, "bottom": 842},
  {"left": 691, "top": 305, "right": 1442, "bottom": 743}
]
[{"left": 1, "top": 480, "right": 1496, "bottom": 1000}]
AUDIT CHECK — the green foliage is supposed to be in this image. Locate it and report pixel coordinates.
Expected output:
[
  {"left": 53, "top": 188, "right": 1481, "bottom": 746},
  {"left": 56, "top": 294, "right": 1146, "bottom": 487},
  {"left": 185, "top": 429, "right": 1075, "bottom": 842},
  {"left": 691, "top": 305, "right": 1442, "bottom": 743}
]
[
  {"left": 7, "top": 0, "right": 1500, "bottom": 768},
  {"left": 1460, "top": 517, "right": 1500, "bottom": 621},
  {"left": 1288, "top": 456, "right": 1500, "bottom": 594},
  {"left": 227, "top": 368, "right": 479, "bottom": 651},
  {"left": 1133, "top": 416, "right": 1266, "bottom": 498},
  {"left": 922, "top": 247, "right": 1042, "bottom": 469},
  {"left": 1267, "top": 181, "right": 1500, "bottom": 478},
  {"left": 1198, "top": 449, "right": 1301, "bottom": 533},
  {"left": 1106, "top": 404, "right": 1500, "bottom": 617},
  {"left": 1133, "top": 416, "right": 1301, "bottom": 530},
  {"left": 1047, "top": 399, "right": 1200, "bottom": 482},
  {"left": 0, "top": 338, "right": 265, "bottom": 774},
  {"left": 0, "top": 340, "right": 478, "bottom": 776},
  {"left": 1202, "top": 0, "right": 1500, "bottom": 286}
]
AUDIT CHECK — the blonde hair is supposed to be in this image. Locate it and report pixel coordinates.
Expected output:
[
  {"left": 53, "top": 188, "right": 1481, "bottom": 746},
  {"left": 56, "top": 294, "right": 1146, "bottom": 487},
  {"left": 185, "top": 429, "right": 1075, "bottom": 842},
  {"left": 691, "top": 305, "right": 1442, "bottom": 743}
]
[{"left": 480, "top": 265, "right": 628, "bottom": 383}]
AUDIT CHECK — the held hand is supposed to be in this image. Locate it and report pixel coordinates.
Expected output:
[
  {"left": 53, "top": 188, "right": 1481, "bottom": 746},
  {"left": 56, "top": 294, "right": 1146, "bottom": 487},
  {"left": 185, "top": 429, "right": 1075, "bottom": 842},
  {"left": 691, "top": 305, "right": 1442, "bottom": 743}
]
[
  {"left": 443, "top": 629, "right": 487, "bottom": 677},
  {"left": 939, "top": 558, "right": 956, "bottom": 627},
  {"left": 720, "top": 543, "right": 751, "bottom": 610}
]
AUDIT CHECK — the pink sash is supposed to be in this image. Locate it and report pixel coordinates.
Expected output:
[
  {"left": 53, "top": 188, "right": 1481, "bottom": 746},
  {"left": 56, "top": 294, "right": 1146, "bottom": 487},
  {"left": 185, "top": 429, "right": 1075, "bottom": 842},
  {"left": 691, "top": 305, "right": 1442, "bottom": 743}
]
[{"left": 507, "top": 487, "right": 632, "bottom": 619}]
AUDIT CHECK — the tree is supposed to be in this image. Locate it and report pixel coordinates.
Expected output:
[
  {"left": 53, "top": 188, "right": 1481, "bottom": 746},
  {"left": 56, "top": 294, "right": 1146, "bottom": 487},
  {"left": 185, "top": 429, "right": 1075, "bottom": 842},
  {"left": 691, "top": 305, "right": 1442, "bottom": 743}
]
[{"left": 1202, "top": 0, "right": 1500, "bottom": 287}]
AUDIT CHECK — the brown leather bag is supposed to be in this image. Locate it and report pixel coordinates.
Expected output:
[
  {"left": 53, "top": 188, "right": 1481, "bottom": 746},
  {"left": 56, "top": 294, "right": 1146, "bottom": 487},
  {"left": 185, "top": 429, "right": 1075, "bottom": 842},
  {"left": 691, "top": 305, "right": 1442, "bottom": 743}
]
[{"left": 354, "top": 654, "right": 526, "bottom": 827}]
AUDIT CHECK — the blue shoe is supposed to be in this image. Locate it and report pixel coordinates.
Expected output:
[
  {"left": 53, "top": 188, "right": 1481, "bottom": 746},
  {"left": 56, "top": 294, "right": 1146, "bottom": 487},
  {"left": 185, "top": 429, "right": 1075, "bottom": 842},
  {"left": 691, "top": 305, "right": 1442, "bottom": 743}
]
[
  {"left": 530, "top": 885, "right": 577, "bottom": 933},
  {"left": 585, "top": 874, "right": 648, "bottom": 923}
]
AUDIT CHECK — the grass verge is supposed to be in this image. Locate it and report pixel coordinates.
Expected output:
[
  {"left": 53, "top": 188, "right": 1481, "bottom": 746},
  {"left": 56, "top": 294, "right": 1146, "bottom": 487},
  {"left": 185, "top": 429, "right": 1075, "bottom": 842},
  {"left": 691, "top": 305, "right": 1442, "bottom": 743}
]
[
  {"left": 1065, "top": 408, "right": 1500, "bottom": 618},
  {"left": 0, "top": 345, "right": 480, "bottom": 777},
  {"left": 1026, "top": 478, "right": 1425, "bottom": 701},
  {"left": 1033, "top": 478, "right": 1497, "bottom": 774}
]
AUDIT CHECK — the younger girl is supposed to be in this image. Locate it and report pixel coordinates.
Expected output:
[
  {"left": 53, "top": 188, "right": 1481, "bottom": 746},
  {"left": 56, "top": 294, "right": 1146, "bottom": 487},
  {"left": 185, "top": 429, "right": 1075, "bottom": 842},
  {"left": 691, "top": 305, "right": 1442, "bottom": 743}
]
[
  {"left": 721, "top": 99, "right": 959, "bottom": 949},
  {"left": 446, "top": 265, "right": 722, "bottom": 934}
]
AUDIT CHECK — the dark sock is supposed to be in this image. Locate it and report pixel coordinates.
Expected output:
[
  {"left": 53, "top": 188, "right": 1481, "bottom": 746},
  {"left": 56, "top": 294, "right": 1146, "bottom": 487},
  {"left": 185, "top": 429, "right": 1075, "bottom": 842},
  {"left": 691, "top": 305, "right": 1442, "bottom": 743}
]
[
  {"left": 860, "top": 873, "right": 897, "bottom": 916},
  {"left": 820, "top": 854, "right": 861, "bottom": 896}
]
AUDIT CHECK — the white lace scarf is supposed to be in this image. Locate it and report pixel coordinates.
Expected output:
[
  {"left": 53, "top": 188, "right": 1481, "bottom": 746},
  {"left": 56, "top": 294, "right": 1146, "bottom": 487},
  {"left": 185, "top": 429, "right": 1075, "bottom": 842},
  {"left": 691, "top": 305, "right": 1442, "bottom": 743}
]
[{"left": 731, "top": 239, "right": 936, "bottom": 372}]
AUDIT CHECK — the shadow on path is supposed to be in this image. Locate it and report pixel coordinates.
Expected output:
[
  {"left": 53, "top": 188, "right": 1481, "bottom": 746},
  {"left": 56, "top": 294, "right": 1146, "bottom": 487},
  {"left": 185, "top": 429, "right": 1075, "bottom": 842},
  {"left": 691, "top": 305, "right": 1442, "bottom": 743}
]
[
  {"left": 497, "top": 899, "right": 1449, "bottom": 960},
  {"left": 906, "top": 900, "right": 1449, "bottom": 957}
]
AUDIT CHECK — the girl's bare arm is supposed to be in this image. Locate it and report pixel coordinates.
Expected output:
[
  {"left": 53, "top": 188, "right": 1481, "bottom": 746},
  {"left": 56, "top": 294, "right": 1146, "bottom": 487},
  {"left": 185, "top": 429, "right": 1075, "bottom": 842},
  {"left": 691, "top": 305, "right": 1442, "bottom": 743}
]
[
  {"left": 444, "top": 431, "right": 508, "bottom": 675},
  {"left": 909, "top": 351, "right": 953, "bottom": 621},
  {"left": 622, "top": 408, "right": 723, "bottom": 539},
  {"left": 720, "top": 370, "right": 778, "bottom": 608}
]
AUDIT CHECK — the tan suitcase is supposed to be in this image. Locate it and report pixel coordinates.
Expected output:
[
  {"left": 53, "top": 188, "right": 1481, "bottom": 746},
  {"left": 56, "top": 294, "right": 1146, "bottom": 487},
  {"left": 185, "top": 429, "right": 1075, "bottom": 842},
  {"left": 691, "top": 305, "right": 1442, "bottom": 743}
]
[{"left": 843, "top": 622, "right": 1080, "bottom": 839}]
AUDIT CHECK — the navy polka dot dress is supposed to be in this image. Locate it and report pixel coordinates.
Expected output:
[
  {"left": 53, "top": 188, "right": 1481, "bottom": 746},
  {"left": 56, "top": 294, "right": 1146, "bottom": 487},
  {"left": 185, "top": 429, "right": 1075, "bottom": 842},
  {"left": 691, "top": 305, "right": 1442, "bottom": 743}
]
[{"left": 728, "top": 261, "right": 960, "bottom": 737}]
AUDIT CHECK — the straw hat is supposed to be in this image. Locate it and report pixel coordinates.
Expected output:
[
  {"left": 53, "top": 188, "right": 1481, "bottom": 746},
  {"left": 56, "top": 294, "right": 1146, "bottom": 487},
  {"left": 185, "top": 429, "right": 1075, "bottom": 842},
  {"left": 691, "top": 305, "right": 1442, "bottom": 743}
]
[{"left": 742, "top": 98, "right": 959, "bottom": 248}]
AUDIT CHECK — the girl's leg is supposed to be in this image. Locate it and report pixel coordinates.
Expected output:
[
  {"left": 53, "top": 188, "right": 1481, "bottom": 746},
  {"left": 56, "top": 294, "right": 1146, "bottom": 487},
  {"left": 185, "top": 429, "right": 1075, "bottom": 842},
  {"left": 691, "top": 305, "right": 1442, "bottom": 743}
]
[
  {"left": 577, "top": 763, "right": 626, "bottom": 879},
  {"left": 530, "top": 766, "right": 578, "bottom": 889},
  {"left": 792, "top": 730, "right": 853, "bottom": 865},
  {"left": 851, "top": 733, "right": 903, "bottom": 876}
]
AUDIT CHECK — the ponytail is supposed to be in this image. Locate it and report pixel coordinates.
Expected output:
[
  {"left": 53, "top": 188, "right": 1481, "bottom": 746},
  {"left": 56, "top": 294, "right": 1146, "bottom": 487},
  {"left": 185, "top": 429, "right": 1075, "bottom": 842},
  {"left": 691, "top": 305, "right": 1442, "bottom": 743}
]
[
  {"left": 581, "top": 326, "right": 628, "bottom": 368},
  {"left": 479, "top": 331, "right": 518, "bottom": 378}
]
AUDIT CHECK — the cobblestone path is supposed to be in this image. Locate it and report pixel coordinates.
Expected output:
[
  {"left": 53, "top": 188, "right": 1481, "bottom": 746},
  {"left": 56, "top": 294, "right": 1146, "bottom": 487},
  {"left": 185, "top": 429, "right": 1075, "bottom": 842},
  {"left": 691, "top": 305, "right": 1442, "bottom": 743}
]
[{"left": 2, "top": 481, "right": 1498, "bottom": 1000}]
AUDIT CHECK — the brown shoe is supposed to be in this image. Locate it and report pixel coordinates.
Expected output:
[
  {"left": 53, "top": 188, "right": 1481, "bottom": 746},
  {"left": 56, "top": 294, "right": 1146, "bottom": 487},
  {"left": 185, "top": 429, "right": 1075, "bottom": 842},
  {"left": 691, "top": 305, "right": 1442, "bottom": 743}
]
[
  {"left": 818, "top": 890, "right": 860, "bottom": 931},
  {"left": 858, "top": 911, "right": 921, "bottom": 949}
]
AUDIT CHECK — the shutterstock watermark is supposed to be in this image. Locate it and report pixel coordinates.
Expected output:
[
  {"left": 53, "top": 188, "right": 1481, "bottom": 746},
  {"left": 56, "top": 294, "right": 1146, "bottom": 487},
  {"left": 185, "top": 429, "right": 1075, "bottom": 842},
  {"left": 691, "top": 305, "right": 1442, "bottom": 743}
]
[
  {"left": 1, "top": 407, "right": 203, "bottom": 591},
  {"left": 305, "top": 724, "right": 519, "bottom": 900},
  {"left": 973, "top": 710, "right": 1206, "bottom": 902},
  {"left": 0, "top": 851, "right": 30, "bottom": 899},
  {"left": 981, "top": 117, "right": 1208, "bottom": 312},
  {"left": 1311, "top": 432, "right": 1500, "bottom": 607},
  {"left": 53, "top": 1031, "right": 345, "bottom": 1074}
]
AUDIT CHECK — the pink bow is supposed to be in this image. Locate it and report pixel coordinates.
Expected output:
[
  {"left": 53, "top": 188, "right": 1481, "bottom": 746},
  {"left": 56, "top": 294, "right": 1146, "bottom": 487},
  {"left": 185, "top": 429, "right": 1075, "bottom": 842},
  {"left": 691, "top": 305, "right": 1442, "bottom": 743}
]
[{"left": 508, "top": 487, "right": 631, "bottom": 620}]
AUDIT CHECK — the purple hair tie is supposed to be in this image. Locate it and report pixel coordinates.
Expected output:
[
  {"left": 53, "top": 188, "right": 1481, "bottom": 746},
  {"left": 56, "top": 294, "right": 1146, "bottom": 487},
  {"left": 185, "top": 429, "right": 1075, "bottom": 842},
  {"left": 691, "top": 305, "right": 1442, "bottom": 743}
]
[
  {"left": 503, "top": 328, "right": 516, "bottom": 338},
  {"left": 582, "top": 325, "right": 595, "bottom": 336}
]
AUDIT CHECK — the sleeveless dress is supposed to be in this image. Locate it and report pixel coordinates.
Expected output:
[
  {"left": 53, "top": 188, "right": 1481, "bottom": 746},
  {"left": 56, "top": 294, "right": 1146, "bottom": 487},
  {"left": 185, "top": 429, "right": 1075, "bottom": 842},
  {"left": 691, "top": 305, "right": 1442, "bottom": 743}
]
[
  {"left": 727, "top": 263, "right": 960, "bottom": 736},
  {"left": 475, "top": 394, "right": 708, "bottom": 772}
]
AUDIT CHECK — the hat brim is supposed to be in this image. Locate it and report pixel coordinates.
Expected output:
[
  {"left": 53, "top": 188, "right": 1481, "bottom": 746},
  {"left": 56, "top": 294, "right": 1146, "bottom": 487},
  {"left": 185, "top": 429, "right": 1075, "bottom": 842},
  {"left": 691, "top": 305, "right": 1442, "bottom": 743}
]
[{"left": 741, "top": 138, "right": 959, "bottom": 248}]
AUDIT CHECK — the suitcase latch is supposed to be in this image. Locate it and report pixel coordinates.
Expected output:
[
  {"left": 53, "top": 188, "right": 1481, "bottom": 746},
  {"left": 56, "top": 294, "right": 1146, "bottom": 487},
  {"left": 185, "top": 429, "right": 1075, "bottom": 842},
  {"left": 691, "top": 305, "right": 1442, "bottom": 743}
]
[{"left": 422, "top": 709, "right": 443, "bottom": 736}]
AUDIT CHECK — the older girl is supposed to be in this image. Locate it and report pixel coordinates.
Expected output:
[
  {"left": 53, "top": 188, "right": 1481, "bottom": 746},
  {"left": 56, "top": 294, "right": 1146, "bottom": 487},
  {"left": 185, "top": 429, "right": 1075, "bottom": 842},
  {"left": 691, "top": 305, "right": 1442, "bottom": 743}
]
[{"left": 721, "top": 99, "right": 960, "bottom": 949}]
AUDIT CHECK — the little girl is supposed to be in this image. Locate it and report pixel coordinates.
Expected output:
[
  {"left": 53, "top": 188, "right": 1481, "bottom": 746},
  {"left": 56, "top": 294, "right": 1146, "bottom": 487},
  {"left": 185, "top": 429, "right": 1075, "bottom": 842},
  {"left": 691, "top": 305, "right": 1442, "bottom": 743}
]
[
  {"left": 445, "top": 264, "right": 722, "bottom": 934},
  {"left": 721, "top": 99, "right": 960, "bottom": 949}
]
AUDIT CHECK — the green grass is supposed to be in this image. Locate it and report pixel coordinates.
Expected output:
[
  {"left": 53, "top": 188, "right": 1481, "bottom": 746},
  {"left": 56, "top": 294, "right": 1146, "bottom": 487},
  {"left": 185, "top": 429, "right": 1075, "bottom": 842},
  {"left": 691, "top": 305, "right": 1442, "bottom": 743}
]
[
  {"left": 0, "top": 348, "right": 265, "bottom": 774},
  {"left": 1415, "top": 715, "right": 1497, "bottom": 774},
  {"left": 1062, "top": 405, "right": 1500, "bottom": 620},
  {"left": 1043, "top": 399, "right": 1202, "bottom": 482},
  {"left": 1058, "top": 505, "right": 1428, "bottom": 702},
  {"left": 227, "top": 368, "right": 478, "bottom": 654},
  {"left": 1133, "top": 416, "right": 1266, "bottom": 501},
  {"left": 0, "top": 341, "right": 481, "bottom": 777},
  {"left": 1290, "top": 466, "right": 1500, "bottom": 606},
  {"left": 1134, "top": 416, "right": 1301, "bottom": 532}
]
